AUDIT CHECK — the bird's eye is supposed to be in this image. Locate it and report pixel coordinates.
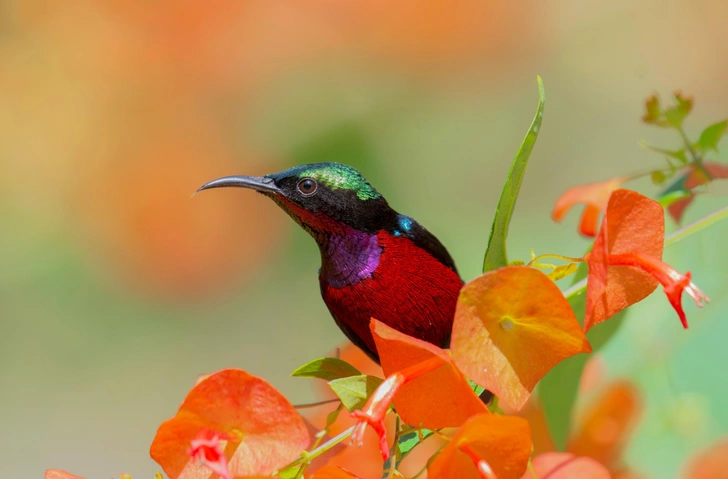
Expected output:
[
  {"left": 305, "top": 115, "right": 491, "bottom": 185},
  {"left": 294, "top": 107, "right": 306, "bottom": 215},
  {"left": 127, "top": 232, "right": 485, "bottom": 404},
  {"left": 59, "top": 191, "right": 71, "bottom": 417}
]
[{"left": 297, "top": 178, "right": 318, "bottom": 196}]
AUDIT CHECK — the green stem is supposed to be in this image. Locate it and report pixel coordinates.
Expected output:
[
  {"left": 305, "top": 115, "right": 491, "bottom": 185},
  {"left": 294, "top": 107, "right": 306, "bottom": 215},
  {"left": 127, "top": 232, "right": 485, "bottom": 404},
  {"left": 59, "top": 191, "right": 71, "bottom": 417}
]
[
  {"left": 528, "top": 459, "right": 540, "bottom": 479},
  {"left": 278, "top": 425, "right": 356, "bottom": 476},
  {"left": 665, "top": 204, "right": 728, "bottom": 246},
  {"left": 385, "top": 416, "right": 401, "bottom": 478},
  {"left": 412, "top": 443, "right": 447, "bottom": 478},
  {"left": 678, "top": 126, "right": 711, "bottom": 179}
]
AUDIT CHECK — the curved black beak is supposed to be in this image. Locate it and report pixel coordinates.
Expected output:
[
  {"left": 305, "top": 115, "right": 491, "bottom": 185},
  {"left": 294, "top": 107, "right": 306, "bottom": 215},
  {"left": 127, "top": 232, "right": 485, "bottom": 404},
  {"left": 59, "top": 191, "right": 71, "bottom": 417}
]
[{"left": 196, "top": 175, "right": 281, "bottom": 195}]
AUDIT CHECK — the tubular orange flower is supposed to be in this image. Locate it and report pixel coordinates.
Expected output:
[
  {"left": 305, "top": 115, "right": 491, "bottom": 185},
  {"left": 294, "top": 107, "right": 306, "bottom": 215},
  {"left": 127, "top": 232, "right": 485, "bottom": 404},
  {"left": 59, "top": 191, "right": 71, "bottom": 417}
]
[
  {"left": 552, "top": 177, "right": 625, "bottom": 237},
  {"left": 584, "top": 189, "right": 709, "bottom": 331},
  {"left": 605, "top": 254, "right": 709, "bottom": 328},
  {"left": 150, "top": 369, "right": 310, "bottom": 479},
  {"left": 351, "top": 319, "right": 488, "bottom": 460},
  {"left": 45, "top": 471, "right": 85, "bottom": 479},
  {"left": 350, "top": 372, "right": 406, "bottom": 460},
  {"left": 684, "top": 437, "right": 728, "bottom": 479},
  {"left": 187, "top": 429, "right": 232, "bottom": 479},
  {"left": 427, "top": 414, "right": 531, "bottom": 479},
  {"left": 458, "top": 443, "right": 498, "bottom": 479}
]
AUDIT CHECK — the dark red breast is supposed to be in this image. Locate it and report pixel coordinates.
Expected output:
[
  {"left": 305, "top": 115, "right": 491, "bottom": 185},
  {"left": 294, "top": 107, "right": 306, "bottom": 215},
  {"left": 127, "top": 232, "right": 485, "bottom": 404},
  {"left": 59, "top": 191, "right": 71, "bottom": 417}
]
[{"left": 320, "top": 230, "right": 463, "bottom": 361}]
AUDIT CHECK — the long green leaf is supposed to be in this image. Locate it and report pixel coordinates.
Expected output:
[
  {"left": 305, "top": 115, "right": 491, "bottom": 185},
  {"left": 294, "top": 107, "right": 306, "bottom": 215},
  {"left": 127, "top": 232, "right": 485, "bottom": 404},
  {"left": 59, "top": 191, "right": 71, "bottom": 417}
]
[{"left": 483, "top": 76, "right": 546, "bottom": 272}]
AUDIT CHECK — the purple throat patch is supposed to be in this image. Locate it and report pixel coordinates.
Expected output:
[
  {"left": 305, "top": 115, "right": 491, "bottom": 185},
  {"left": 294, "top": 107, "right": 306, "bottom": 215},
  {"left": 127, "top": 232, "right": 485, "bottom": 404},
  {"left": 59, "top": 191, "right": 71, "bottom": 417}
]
[{"left": 320, "top": 231, "right": 382, "bottom": 288}]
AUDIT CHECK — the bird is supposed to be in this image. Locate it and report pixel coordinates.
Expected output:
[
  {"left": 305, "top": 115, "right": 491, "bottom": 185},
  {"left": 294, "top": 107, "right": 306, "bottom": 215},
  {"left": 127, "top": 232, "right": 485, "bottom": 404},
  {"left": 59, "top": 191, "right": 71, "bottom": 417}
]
[{"left": 197, "top": 162, "right": 463, "bottom": 364}]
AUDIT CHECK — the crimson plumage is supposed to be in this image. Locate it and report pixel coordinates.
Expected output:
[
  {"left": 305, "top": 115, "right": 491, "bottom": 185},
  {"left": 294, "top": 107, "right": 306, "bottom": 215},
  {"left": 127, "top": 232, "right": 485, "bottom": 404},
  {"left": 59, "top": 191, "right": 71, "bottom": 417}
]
[{"left": 322, "top": 230, "right": 463, "bottom": 358}]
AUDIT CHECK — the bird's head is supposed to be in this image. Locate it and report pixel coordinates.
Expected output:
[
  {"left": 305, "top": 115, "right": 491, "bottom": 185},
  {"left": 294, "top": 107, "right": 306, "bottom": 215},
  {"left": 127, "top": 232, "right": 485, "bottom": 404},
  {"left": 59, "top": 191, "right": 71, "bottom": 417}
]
[{"left": 197, "top": 162, "right": 397, "bottom": 238}]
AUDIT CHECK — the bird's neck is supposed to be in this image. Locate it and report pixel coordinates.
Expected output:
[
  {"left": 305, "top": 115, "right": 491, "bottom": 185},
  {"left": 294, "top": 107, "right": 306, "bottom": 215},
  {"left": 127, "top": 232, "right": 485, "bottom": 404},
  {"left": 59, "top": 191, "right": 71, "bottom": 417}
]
[{"left": 318, "top": 228, "right": 382, "bottom": 289}]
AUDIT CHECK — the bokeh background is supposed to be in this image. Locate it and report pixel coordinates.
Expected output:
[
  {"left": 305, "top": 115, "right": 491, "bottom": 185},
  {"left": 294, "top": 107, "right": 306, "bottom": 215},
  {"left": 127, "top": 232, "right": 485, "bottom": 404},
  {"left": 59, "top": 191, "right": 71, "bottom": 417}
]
[{"left": 2, "top": 1, "right": 728, "bottom": 478}]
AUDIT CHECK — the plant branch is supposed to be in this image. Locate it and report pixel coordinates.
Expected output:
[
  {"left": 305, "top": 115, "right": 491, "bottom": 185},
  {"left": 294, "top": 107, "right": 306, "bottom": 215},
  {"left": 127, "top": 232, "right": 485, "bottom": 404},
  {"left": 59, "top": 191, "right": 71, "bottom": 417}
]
[{"left": 678, "top": 126, "right": 711, "bottom": 179}]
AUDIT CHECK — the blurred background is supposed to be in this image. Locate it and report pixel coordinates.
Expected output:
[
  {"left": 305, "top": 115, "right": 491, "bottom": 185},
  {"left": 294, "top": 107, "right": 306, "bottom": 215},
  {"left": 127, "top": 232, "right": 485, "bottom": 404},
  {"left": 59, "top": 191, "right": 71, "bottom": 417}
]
[{"left": 2, "top": 1, "right": 728, "bottom": 478}]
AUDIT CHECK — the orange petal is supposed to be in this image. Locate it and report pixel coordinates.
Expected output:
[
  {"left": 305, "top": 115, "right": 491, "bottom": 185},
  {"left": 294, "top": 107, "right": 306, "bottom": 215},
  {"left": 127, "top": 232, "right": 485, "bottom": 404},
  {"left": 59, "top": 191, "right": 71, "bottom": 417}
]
[
  {"left": 371, "top": 319, "right": 488, "bottom": 428},
  {"left": 45, "top": 471, "right": 86, "bottom": 479},
  {"left": 683, "top": 437, "right": 728, "bottom": 479},
  {"left": 524, "top": 453, "right": 610, "bottom": 479},
  {"left": 568, "top": 381, "right": 641, "bottom": 468},
  {"left": 578, "top": 204, "right": 603, "bottom": 237},
  {"left": 150, "top": 369, "right": 310, "bottom": 479},
  {"left": 552, "top": 177, "right": 624, "bottom": 235},
  {"left": 311, "top": 465, "right": 363, "bottom": 478},
  {"left": 451, "top": 266, "right": 591, "bottom": 410},
  {"left": 428, "top": 414, "right": 531, "bottom": 479},
  {"left": 584, "top": 189, "right": 664, "bottom": 331}
]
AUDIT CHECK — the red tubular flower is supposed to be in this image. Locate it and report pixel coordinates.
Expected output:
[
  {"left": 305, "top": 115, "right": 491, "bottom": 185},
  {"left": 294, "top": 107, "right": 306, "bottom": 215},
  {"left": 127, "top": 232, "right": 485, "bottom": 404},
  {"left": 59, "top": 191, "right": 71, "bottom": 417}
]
[
  {"left": 584, "top": 189, "right": 709, "bottom": 331},
  {"left": 552, "top": 177, "right": 625, "bottom": 237},
  {"left": 350, "top": 355, "right": 447, "bottom": 460},
  {"left": 187, "top": 429, "right": 233, "bottom": 479},
  {"left": 606, "top": 253, "right": 709, "bottom": 328}
]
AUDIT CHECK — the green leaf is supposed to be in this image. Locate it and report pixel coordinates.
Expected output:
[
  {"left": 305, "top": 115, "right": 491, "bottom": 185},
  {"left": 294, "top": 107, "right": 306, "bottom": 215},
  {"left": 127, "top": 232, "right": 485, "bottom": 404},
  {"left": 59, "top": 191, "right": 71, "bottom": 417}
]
[
  {"left": 698, "top": 119, "right": 728, "bottom": 153},
  {"left": 328, "top": 375, "right": 383, "bottom": 411},
  {"left": 539, "top": 304, "right": 627, "bottom": 449},
  {"left": 291, "top": 357, "right": 361, "bottom": 381},
  {"left": 468, "top": 378, "right": 486, "bottom": 396},
  {"left": 664, "top": 92, "right": 693, "bottom": 128},
  {"left": 482, "top": 76, "right": 545, "bottom": 272},
  {"left": 642, "top": 94, "right": 666, "bottom": 126},
  {"left": 658, "top": 189, "right": 692, "bottom": 208}
]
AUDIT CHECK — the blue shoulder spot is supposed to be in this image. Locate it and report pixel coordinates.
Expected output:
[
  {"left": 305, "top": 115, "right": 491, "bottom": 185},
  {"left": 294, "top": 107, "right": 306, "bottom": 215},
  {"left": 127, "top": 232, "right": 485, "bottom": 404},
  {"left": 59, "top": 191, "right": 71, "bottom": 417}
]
[
  {"left": 398, "top": 215, "right": 413, "bottom": 232},
  {"left": 393, "top": 230, "right": 402, "bottom": 236}
]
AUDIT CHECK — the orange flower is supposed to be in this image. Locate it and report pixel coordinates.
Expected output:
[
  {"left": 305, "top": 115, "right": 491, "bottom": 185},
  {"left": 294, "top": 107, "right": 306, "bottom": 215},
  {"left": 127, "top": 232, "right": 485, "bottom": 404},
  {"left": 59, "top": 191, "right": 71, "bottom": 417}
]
[
  {"left": 150, "top": 369, "right": 310, "bottom": 479},
  {"left": 683, "top": 437, "right": 728, "bottom": 479},
  {"left": 351, "top": 319, "right": 487, "bottom": 460},
  {"left": 427, "top": 414, "right": 532, "bottom": 479},
  {"left": 523, "top": 453, "right": 610, "bottom": 479},
  {"left": 187, "top": 429, "right": 233, "bottom": 479},
  {"left": 45, "top": 471, "right": 85, "bottom": 479},
  {"left": 665, "top": 162, "right": 728, "bottom": 224},
  {"left": 552, "top": 177, "right": 625, "bottom": 237},
  {"left": 567, "top": 381, "right": 642, "bottom": 470},
  {"left": 584, "top": 189, "right": 708, "bottom": 331},
  {"left": 451, "top": 266, "right": 591, "bottom": 410}
]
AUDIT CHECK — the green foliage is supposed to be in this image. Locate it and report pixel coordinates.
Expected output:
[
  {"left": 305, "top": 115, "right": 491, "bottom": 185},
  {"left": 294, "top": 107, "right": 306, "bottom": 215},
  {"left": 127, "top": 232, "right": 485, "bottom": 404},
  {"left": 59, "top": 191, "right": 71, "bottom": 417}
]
[
  {"left": 698, "top": 120, "right": 728, "bottom": 153},
  {"left": 483, "top": 76, "right": 546, "bottom": 272},
  {"left": 641, "top": 92, "right": 693, "bottom": 129},
  {"left": 291, "top": 357, "right": 361, "bottom": 381},
  {"left": 328, "top": 375, "right": 383, "bottom": 411}
]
